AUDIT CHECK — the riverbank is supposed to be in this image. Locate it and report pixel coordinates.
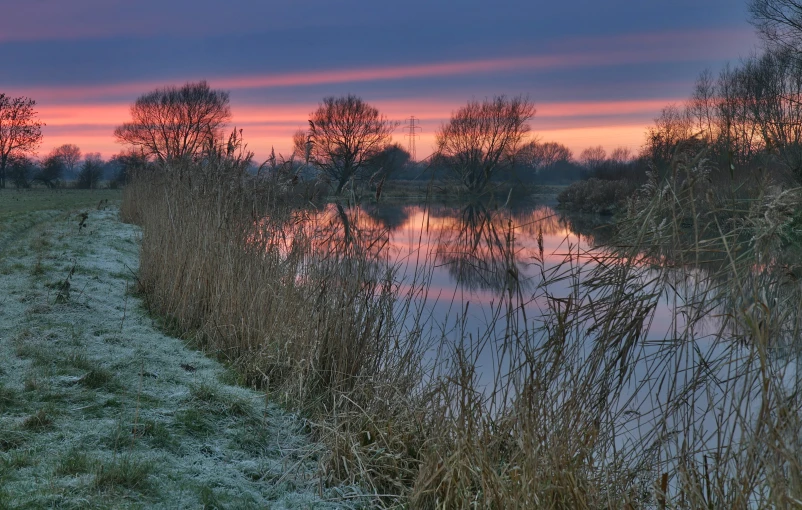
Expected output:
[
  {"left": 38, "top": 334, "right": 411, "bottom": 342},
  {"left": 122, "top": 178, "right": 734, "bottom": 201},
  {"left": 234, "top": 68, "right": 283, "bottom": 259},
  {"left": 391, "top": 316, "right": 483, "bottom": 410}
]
[{"left": 0, "top": 190, "right": 355, "bottom": 508}]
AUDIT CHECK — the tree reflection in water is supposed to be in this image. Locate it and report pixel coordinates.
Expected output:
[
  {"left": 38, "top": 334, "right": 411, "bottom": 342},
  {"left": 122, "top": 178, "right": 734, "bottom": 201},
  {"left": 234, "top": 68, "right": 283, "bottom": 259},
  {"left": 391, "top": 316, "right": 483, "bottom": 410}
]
[
  {"left": 432, "top": 202, "right": 528, "bottom": 293},
  {"left": 271, "top": 200, "right": 601, "bottom": 297}
]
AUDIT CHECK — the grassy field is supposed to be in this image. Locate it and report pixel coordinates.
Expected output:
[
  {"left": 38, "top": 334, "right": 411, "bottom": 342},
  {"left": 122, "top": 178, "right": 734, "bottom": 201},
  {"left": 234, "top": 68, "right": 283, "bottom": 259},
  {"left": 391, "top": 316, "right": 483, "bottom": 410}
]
[
  {"left": 0, "top": 190, "right": 353, "bottom": 508},
  {"left": 0, "top": 188, "right": 123, "bottom": 216}
]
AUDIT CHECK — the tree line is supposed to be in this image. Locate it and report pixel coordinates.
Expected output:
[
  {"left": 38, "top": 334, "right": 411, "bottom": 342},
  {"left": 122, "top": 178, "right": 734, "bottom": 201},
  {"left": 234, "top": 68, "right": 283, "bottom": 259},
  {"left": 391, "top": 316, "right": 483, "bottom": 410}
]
[
  {"left": 3, "top": 0, "right": 800, "bottom": 194},
  {"left": 0, "top": 80, "right": 642, "bottom": 195}
]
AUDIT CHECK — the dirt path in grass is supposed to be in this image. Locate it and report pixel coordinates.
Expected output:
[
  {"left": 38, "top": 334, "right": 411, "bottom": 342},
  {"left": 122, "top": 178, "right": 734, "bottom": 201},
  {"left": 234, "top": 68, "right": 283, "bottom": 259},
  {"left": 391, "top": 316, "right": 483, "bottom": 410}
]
[{"left": 0, "top": 205, "right": 358, "bottom": 508}]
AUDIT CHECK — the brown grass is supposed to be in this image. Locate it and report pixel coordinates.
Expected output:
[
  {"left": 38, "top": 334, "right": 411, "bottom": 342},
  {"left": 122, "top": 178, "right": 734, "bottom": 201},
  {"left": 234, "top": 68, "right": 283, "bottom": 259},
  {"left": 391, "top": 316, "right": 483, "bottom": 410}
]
[{"left": 121, "top": 148, "right": 802, "bottom": 508}]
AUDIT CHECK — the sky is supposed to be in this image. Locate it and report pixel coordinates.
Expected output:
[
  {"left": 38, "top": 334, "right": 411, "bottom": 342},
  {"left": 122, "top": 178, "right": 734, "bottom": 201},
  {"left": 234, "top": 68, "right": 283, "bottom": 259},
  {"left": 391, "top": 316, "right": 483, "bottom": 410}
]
[{"left": 0, "top": 0, "right": 761, "bottom": 163}]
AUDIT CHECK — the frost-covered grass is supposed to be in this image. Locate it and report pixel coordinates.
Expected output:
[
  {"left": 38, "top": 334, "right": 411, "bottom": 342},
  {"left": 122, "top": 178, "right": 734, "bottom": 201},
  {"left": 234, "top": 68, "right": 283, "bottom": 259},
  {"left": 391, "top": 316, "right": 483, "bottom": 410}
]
[{"left": 0, "top": 195, "right": 356, "bottom": 508}]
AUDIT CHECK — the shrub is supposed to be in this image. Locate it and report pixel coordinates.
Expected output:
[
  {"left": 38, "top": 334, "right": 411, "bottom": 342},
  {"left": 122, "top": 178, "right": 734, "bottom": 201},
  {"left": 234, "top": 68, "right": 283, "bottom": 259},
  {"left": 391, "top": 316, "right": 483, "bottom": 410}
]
[{"left": 557, "top": 177, "right": 635, "bottom": 214}]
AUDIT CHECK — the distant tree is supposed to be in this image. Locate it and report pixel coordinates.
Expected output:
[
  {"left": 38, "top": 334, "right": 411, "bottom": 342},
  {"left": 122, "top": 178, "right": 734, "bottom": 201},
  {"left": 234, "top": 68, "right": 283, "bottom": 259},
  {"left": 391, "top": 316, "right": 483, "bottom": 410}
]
[
  {"left": 579, "top": 146, "right": 607, "bottom": 171},
  {"left": 369, "top": 143, "right": 410, "bottom": 181},
  {"left": 0, "top": 94, "right": 44, "bottom": 189},
  {"left": 608, "top": 147, "right": 634, "bottom": 164},
  {"left": 7, "top": 157, "right": 35, "bottom": 188},
  {"left": 689, "top": 69, "right": 717, "bottom": 145},
  {"left": 50, "top": 144, "right": 82, "bottom": 179},
  {"left": 108, "top": 149, "right": 150, "bottom": 186},
  {"left": 113, "top": 81, "right": 231, "bottom": 166},
  {"left": 76, "top": 153, "right": 104, "bottom": 189},
  {"left": 435, "top": 95, "right": 536, "bottom": 193},
  {"left": 749, "top": 0, "right": 802, "bottom": 51},
  {"left": 517, "top": 140, "right": 573, "bottom": 169},
  {"left": 34, "top": 154, "right": 64, "bottom": 188},
  {"left": 292, "top": 129, "right": 312, "bottom": 163},
  {"left": 732, "top": 49, "right": 802, "bottom": 179},
  {"left": 299, "top": 95, "right": 397, "bottom": 193},
  {"left": 643, "top": 105, "right": 694, "bottom": 170},
  {"left": 367, "top": 143, "right": 410, "bottom": 199}
]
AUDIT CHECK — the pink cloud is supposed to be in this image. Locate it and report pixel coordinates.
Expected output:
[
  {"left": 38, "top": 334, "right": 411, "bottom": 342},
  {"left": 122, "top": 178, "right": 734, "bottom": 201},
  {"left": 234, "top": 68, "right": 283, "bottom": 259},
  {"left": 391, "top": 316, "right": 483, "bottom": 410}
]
[{"left": 7, "top": 27, "right": 754, "bottom": 104}]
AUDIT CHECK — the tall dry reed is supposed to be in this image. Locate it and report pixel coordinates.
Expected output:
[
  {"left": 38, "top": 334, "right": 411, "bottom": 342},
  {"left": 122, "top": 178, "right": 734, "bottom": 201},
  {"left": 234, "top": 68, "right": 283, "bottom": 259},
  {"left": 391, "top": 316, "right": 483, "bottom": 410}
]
[{"left": 122, "top": 145, "right": 801, "bottom": 508}]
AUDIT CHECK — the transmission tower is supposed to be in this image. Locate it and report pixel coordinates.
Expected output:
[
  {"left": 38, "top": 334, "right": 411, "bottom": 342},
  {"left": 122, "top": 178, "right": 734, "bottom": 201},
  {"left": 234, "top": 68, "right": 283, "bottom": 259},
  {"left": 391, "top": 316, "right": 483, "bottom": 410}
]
[{"left": 405, "top": 116, "right": 421, "bottom": 161}]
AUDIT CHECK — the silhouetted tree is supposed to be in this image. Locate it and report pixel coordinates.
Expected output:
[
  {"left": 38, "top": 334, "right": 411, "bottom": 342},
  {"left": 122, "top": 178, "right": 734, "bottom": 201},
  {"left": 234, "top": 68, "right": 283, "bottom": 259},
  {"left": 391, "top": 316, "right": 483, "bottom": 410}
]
[
  {"left": 609, "top": 147, "right": 634, "bottom": 164},
  {"left": 299, "top": 95, "right": 396, "bottom": 193},
  {"left": 643, "top": 105, "right": 694, "bottom": 171},
  {"left": 517, "top": 140, "right": 573, "bottom": 169},
  {"left": 0, "top": 94, "right": 44, "bottom": 189},
  {"left": 738, "top": 49, "right": 802, "bottom": 178},
  {"left": 34, "top": 154, "right": 64, "bottom": 188},
  {"left": 579, "top": 146, "right": 607, "bottom": 171},
  {"left": 77, "top": 153, "right": 104, "bottom": 189},
  {"left": 108, "top": 149, "right": 150, "bottom": 186},
  {"left": 749, "top": 0, "right": 802, "bottom": 51},
  {"left": 8, "top": 157, "right": 34, "bottom": 188},
  {"left": 114, "top": 81, "right": 231, "bottom": 166},
  {"left": 435, "top": 95, "right": 536, "bottom": 193},
  {"left": 50, "top": 144, "right": 82, "bottom": 179},
  {"left": 369, "top": 143, "right": 410, "bottom": 181},
  {"left": 689, "top": 69, "right": 718, "bottom": 145}
]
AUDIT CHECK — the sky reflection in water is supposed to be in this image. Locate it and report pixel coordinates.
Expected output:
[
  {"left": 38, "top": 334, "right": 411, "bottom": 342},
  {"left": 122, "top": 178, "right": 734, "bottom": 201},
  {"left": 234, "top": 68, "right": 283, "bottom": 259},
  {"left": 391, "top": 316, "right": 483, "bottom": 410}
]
[{"left": 288, "top": 200, "right": 800, "bottom": 464}]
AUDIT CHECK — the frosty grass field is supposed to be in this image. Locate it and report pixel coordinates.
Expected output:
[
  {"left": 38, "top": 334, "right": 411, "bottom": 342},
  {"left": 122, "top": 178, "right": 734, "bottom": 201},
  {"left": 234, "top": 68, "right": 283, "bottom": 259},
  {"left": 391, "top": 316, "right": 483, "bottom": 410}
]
[{"left": 0, "top": 189, "right": 356, "bottom": 508}]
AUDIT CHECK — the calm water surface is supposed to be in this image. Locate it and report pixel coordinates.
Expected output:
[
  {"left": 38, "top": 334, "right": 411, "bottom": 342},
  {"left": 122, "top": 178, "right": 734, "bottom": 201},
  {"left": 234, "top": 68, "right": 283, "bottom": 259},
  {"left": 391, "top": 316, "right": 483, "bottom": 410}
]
[{"left": 284, "top": 200, "right": 801, "bottom": 463}]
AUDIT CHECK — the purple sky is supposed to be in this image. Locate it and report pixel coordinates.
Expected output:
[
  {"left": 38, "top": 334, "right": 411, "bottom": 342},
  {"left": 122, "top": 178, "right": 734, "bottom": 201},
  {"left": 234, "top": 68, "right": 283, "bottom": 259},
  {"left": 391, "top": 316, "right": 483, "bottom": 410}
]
[{"left": 0, "top": 0, "right": 760, "bottom": 161}]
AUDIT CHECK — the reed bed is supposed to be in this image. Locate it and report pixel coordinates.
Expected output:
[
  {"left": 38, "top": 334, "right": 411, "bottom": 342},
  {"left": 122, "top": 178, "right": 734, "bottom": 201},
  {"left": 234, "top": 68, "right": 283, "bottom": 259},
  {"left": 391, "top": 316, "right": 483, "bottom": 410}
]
[{"left": 122, "top": 147, "right": 802, "bottom": 508}]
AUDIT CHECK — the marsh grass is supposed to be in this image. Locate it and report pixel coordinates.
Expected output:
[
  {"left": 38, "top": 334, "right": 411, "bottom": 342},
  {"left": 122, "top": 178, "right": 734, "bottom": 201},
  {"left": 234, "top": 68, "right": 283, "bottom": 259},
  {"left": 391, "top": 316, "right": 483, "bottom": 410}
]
[{"left": 123, "top": 148, "right": 802, "bottom": 507}]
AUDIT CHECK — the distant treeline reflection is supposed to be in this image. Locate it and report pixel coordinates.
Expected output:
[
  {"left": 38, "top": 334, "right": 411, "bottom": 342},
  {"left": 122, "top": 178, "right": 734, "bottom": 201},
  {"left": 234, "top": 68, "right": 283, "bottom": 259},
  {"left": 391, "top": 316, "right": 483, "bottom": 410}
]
[{"left": 273, "top": 200, "right": 613, "bottom": 293}]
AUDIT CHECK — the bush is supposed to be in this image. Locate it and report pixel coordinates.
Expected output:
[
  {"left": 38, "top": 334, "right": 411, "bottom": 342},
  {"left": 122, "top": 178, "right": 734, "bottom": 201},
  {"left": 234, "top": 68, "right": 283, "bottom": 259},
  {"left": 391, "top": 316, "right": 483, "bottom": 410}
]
[
  {"left": 76, "top": 155, "right": 104, "bottom": 189},
  {"left": 557, "top": 178, "right": 635, "bottom": 214}
]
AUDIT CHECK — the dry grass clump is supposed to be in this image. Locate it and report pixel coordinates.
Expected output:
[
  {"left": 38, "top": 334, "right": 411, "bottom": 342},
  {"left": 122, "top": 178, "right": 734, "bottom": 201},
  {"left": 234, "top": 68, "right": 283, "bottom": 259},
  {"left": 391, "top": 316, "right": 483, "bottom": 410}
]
[{"left": 122, "top": 144, "right": 802, "bottom": 507}]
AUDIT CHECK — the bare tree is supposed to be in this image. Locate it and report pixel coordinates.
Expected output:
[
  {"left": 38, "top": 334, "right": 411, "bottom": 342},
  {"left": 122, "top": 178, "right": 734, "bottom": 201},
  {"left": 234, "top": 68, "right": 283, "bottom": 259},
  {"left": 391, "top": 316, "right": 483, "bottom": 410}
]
[
  {"left": 517, "top": 140, "right": 573, "bottom": 169},
  {"left": 301, "top": 95, "right": 396, "bottom": 193},
  {"left": 609, "top": 147, "right": 634, "bottom": 164},
  {"left": 50, "top": 144, "right": 82, "bottom": 178},
  {"left": 579, "top": 146, "right": 607, "bottom": 170},
  {"left": 435, "top": 95, "right": 536, "bottom": 193},
  {"left": 717, "top": 64, "right": 764, "bottom": 166},
  {"left": 749, "top": 0, "right": 802, "bottom": 51},
  {"left": 739, "top": 49, "right": 802, "bottom": 178},
  {"left": 0, "top": 94, "right": 44, "bottom": 189},
  {"left": 643, "top": 105, "right": 695, "bottom": 169},
  {"left": 689, "top": 69, "right": 718, "bottom": 144},
  {"left": 114, "top": 81, "right": 231, "bottom": 165}
]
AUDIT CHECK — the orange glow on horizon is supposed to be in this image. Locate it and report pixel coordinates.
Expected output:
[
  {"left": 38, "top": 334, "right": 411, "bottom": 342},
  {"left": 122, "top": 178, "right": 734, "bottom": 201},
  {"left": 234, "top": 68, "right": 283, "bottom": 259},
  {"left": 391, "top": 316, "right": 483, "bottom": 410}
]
[{"left": 33, "top": 97, "right": 664, "bottom": 160}]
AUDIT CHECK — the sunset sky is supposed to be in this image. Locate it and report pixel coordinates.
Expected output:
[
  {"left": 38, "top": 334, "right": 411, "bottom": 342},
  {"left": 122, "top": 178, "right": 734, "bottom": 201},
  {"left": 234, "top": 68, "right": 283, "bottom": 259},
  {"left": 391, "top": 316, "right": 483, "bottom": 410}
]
[{"left": 1, "top": 0, "right": 759, "bottom": 162}]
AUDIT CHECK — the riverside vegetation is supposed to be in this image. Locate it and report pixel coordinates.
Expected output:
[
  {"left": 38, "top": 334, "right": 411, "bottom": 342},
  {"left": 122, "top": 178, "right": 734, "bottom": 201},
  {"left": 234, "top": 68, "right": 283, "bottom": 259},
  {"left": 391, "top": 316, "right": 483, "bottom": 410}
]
[{"left": 119, "top": 136, "right": 802, "bottom": 508}]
